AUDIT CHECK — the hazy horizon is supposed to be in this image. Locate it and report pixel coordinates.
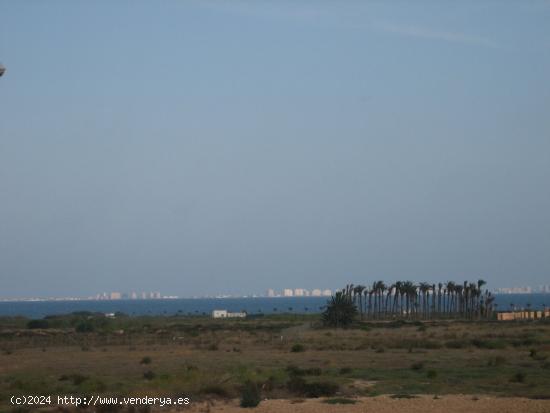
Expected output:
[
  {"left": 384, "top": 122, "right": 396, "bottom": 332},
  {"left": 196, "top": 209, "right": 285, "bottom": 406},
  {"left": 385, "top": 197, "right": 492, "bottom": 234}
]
[{"left": 1, "top": 1, "right": 549, "bottom": 298}]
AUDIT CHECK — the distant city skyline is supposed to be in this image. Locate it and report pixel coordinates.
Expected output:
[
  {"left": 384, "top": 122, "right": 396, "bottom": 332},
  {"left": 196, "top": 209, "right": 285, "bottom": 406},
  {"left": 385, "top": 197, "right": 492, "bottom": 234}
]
[{"left": 2, "top": 283, "right": 550, "bottom": 302}]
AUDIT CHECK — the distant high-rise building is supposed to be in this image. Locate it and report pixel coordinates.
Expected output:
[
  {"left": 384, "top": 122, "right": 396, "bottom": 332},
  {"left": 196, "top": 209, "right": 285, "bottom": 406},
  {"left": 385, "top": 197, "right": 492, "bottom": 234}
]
[
  {"left": 322, "top": 289, "right": 332, "bottom": 297},
  {"left": 311, "top": 289, "right": 322, "bottom": 297},
  {"left": 130, "top": 292, "right": 138, "bottom": 299},
  {"left": 294, "top": 288, "right": 305, "bottom": 297},
  {"left": 266, "top": 289, "right": 275, "bottom": 297},
  {"left": 110, "top": 292, "right": 121, "bottom": 300},
  {"left": 141, "top": 292, "right": 148, "bottom": 299},
  {"left": 283, "top": 289, "right": 293, "bottom": 297}
]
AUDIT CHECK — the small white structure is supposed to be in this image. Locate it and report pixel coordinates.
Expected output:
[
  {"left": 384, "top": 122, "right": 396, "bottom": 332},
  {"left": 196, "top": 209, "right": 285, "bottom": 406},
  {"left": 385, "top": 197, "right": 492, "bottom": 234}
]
[{"left": 212, "top": 309, "right": 246, "bottom": 319}]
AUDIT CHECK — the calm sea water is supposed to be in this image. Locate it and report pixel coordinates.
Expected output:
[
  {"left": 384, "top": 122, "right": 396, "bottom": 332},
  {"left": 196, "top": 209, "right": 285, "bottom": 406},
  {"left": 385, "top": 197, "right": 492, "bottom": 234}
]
[{"left": 0, "top": 294, "right": 548, "bottom": 319}]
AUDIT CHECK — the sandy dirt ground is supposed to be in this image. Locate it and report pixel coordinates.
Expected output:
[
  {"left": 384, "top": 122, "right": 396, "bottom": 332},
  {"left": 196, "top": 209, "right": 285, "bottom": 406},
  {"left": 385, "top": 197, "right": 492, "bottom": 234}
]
[{"left": 182, "top": 395, "right": 550, "bottom": 413}]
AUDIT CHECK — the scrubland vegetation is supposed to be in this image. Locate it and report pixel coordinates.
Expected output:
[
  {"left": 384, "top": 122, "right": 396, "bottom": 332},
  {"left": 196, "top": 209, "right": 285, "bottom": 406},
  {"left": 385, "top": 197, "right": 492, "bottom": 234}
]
[{"left": 1, "top": 311, "right": 550, "bottom": 411}]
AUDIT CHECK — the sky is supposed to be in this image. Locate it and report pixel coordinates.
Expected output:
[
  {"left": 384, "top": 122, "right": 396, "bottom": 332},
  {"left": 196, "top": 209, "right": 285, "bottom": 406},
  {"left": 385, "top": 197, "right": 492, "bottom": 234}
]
[{"left": 0, "top": 1, "right": 549, "bottom": 298}]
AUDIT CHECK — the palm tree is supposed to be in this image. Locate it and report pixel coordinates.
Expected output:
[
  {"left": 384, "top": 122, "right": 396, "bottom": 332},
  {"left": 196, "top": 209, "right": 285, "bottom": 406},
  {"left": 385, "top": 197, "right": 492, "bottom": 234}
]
[
  {"left": 437, "top": 283, "right": 443, "bottom": 315},
  {"left": 341, "top": 279, "right": 494, "bottom": 320},
  {"left": 374, "top": 281, "right": 386, "bottom": 319},
  {"left": 322, "top": 291, "right": 358, "bottom": 328},
  {"left": 353, "top": 285, "right": 366, "bottom": 320},
  {"left": 367, "top": 285, "right": 375, "bottom": 319},
  {"left": 419, "top": 282, "right": 431, "bottom": 319}
]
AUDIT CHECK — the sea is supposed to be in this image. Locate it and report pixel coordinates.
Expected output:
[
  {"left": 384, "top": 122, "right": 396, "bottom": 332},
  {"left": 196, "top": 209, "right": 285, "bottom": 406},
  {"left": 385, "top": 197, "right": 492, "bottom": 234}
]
[{"left": 0, "top": 294, "right": 549, "bottom": 319}]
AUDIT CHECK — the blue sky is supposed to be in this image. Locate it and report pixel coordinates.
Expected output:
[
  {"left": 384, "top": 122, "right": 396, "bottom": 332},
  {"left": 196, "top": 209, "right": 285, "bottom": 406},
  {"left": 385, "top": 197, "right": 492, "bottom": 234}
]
[{"left": 1, "top": 1, "right": 549, "bottom": 297}]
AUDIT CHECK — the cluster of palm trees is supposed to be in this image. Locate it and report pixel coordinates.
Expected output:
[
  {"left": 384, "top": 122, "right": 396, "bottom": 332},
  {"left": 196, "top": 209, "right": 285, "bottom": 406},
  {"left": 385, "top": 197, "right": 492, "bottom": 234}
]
[{"left": 340, "top": 280, "right": 495, "bottom": 320}]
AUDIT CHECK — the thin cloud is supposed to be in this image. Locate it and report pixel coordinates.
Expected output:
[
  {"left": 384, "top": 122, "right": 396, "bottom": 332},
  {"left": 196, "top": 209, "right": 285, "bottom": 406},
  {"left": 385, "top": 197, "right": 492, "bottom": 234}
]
[
  {"left": 194, "top": 2, "right": 502, "bottom": 49},
  {"left": 374, "top": 22, "right": 500, "bottom": 49}
]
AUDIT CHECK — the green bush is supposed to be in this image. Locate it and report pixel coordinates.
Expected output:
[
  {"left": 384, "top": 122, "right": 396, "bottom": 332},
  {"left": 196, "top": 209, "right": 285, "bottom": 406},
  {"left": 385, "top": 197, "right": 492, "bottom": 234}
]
[
  {"left": 511, "top": 372, "right": 526, "bottom": 383},
  {"left": 411, "top": 362, "right": 425, "bottom": 371},
  {"left": 426, "top": 370, "right": 437, "bottom": 379},
  {"left": 71, "top": 374, "right": 89, "bottom": 386},
  {"left": 200, "top": 384, "right": 230, "bottom": 398},
  {"left": 75, "top": 321, "right": 95, "bottom": 333},
  {"left": 240, "top": 381, "right": 261, "bottom": 408},
  {"left": 471, "top": 338, "right": 506, "bottom": 349},
  {"left": 286, "top": 366, "right": 322, "bottom": 376},
  {"left": 487, "top": 356, "right": 506, "bottom": 367},
  {"left": 324, "top": 398, "right": 356, "bottom": 404},
  {"left": 140, "top": 356, "right": 152, "bottom": 365},
  {"left": 303, "top": 381, "right": 339, "bottom": 398},
  {"left": 26, "top": 319, "right": 49, "bottom": 329},
  {"left": 445, "top": 340, "right": 469, "bottom": 349},
  {"left": 291, "top": 344, "right": 305, "bottom": 353},
  {"left": 286, "top": 376, "right": 338, "bottom": 397},
  {"left": 143, "top": 370, "right": 155, "bottom": 381}
]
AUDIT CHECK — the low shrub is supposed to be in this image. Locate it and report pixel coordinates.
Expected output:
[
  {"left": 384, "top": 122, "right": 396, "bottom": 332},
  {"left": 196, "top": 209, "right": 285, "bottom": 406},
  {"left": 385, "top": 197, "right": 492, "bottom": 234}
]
[
  {"left": 303, "top": 381, "right": 339, "bottom": 398},
  {"left": 143, "top": 370, "right": 155, "bottom": 381},
  {"left": 291, "top": 344, "right": 305, "bottom": 353},
  {"left": 472, "top": 338, "right": 506, "bottom": 349},
  {"left": 286, "top": 376, "right": 338, "bottom": 397},
  {"left": 286, "top": 366, "right": 322, "bottom": 376},
  {"left": 445, "top": 340, "right": 469, "bottom": 349},
  {"left": 411, "top": 362, "right": 425, "bottom": 371},
  {"left": 511, "top": 372, "right": 526, "bottom": 383},
  {"left": 27, "top": 319, "right": 49, "bottom": 329},
  {"left": 487, "top": 356, "right": 506, "bottom": 367},
  {"left": 426, "top": 370, "right": 437, "bottom": 379},
  {"left": 323, "top": 398, "right": 356, "bottom": 404},
  {"left": 71, "top": 374, "right": 89, "bottom": 386},
  {"left": 200, "top": 384, "right": 230, "bottom": 398},
  {"left": 140, "top": 356, "right": 152, "bottom": 365},
  {"left": 240, "top": 381, "right": 261, "bottom": 408},
  {"left": 76, "top": 321, "right": 95, "bottom": 333}
]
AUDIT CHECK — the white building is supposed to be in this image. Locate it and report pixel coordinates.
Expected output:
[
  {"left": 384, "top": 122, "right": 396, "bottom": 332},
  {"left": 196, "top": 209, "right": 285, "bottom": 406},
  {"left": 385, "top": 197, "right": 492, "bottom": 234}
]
[
  {"left": 311, "top": 289, "right": 322, "bottom": 297},
  {"left": 294, "top": 288, "right": 305, "bottom": 296},
  {"left": 283, "top": 289, "right": 294, "bottom": 297},
  {"left": 322, "top": 289, "right": 332, "bottom": 296},
  {"left": 266, "top": 289, "right": 276, "bottom": 297},
  {"left": 212, "top": 309, "right": 247, "bottom": 319}
]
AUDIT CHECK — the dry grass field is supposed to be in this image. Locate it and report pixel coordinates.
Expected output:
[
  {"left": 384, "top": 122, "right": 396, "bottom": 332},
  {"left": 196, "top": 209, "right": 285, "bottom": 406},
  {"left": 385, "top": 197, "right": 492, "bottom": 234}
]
[{"left": 1, "top": 314, "right": 550, "bottom": 411}]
